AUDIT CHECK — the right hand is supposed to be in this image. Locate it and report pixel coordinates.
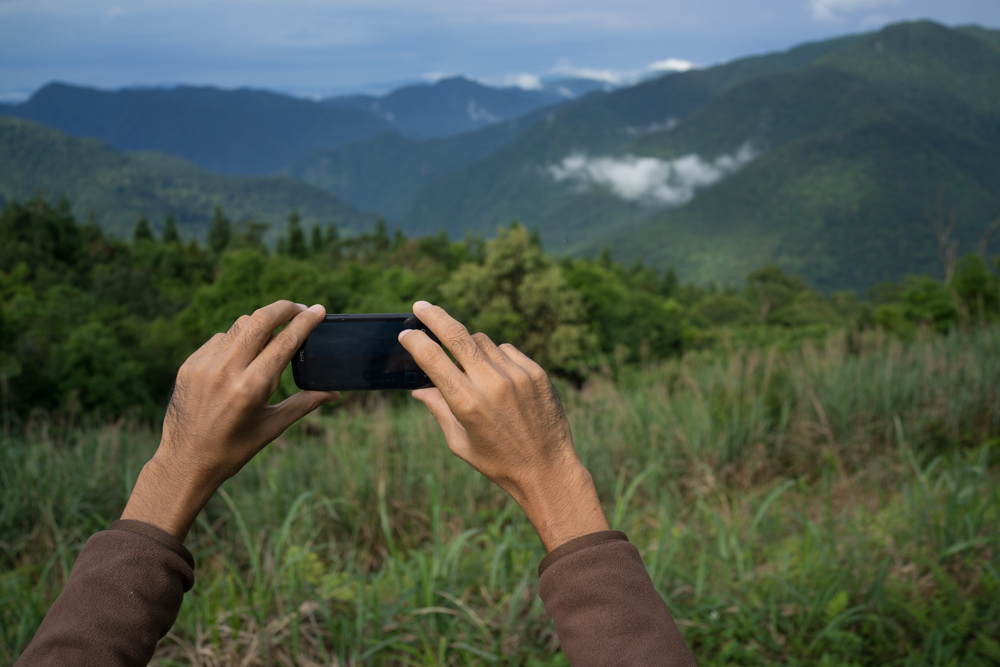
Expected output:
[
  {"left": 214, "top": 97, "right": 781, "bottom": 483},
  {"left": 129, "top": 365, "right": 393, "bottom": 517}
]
[{"left": 398, "top": 301, "right": 610, "bottom": 551}]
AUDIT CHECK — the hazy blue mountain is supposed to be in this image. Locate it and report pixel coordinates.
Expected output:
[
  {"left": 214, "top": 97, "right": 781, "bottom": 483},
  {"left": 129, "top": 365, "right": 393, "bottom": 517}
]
[
  {"left": 322, "top": 76, "right": 566, "bottom": 138},
  {"left": 0, "top": 115, "right": 377, "bottom": 240},
  {"left": 1, "top": 83, "right": 393, "bottom": 176}
]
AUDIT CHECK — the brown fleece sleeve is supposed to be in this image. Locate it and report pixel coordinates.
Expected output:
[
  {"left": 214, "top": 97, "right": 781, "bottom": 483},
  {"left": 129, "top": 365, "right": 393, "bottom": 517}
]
[
  {"left": 538, "top": 530, "right": 696, "bottom": 666},
  {"left": 15, "top": 519, "right": 195, "bottom": 667}
]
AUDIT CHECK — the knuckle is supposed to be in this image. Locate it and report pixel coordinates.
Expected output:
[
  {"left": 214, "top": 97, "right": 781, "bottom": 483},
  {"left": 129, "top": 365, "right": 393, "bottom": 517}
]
[
  {"left": 513, "top": 367, "right": 535, "bottom": 392},
  {"left": 229, "top": 314, "right": 251, "bottom": 333},
  {"left": 272, "top": 331, "right": 299, "bottom": 356},
  {"left": 528, "top": 362, "right": 549, "bottom": 384}
]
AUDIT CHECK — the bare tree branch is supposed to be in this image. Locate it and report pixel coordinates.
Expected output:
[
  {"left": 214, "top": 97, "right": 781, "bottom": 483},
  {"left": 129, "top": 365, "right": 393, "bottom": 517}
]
[
  {"left": 978, "top": 213, "right": 1000, "bottom": 259},
  {"left": 925, "top": 187, "right": 959, "bottom": 282}
]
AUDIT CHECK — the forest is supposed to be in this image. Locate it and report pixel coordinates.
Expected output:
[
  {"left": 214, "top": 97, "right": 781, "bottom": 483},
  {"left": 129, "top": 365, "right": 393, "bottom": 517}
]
[
  {"left": 2, "top": 195, "right": 998, "bottom": 424},
  {"left": 2, "top": 196, "right": 999, "bottom": 665}
]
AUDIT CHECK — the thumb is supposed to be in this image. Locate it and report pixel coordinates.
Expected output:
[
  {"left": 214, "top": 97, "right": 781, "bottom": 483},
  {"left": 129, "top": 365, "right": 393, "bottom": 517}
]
[
  {"left": 273, "top": 390, "right": 341, "bottom": 426},
  {"left": 413, "top": 387, "right": 469, "bottom": 454}
]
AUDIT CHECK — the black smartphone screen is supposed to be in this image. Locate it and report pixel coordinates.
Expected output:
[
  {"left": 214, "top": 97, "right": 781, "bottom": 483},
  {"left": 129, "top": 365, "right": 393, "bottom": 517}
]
[{"left": 292, "top": 314, "right": 436, "bottom": 391}]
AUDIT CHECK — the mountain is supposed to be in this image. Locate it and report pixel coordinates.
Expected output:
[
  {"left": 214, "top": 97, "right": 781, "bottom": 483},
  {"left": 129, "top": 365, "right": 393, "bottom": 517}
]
[
  {"left": 283, "top": 110, "right": 545, "bottom": 221},
  {"left": 322, "top": 76, "right": 567, "bottom": 139},
  {"left": 600, "top": 21, "right": 1000, "bottom": 291},
  {"left": 0, "top": 115, "right": 377, "bottom": 240},
  {"left": 383, "top": 21, "right": 999, "bottom": 292},
  {"left": 399, "top": 32, "right": 866, "bottom": 244},
  {"left": 0, "top": 83, "right": 393, "bottom": 176}
]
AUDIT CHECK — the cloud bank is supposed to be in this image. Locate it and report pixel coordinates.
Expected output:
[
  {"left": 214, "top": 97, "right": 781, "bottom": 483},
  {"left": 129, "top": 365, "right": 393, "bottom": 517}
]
[
  {"left": 548, "top": 144, "right": 756, "bottom": 206},
  {"left": 810, "top": 0, "right": 903, "bottom": 22}
]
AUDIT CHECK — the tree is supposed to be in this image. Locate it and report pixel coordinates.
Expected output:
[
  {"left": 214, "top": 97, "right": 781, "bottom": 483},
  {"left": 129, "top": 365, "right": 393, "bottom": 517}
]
[
  {"left": 310, "top": 224, "right": 323, "bottom": 255},
  {"left": 163, "top": 215, "right": 180, "bottom": 244},
  {"left": 440, "top": 223, "right": 596, "bottom": 373},
  {"left": 373, "top": 219, "right": 390, "bottom": 255},
  {"left": 324, "top": 221, "right": 339, "bottom": 246},
  {"left": 133, "top": 216, "right": 153, "bottom": 244},
  {"left": 287, "top": 210, "right": 307, "bottom": 259},
  {"left": 208, "top": 206, "right": 231, "bottom": 254}
]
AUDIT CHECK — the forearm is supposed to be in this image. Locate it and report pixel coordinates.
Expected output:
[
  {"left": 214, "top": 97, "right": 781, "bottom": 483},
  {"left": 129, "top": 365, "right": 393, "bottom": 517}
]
[
  {"left": 513, "top": 460, "right": 610, "bottom": 552},
  {"left": 120, "top": 450, "right": 217, "bottom": 542},
  {"left": 538, "top": 532, "right": 697, "bottom": 666},
  {"left": 15, "top": 521, "right": 194, "bottom": 667}
]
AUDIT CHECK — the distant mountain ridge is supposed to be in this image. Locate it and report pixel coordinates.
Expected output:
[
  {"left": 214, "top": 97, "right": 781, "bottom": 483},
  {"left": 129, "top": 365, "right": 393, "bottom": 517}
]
[
  {"left": 0, "top": 84, "right": 393, "bottom": 176},
  {"left": 322, "top": 76, "right": 591, "bottom": 139},
  {"left": 0, "top": 76, "right": 591, "bottom": 176}
]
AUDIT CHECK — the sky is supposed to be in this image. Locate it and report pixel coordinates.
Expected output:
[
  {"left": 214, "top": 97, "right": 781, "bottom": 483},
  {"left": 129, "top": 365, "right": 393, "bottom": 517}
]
[{"left": 1, "top": 0, "right": 999, "bottom": 101}]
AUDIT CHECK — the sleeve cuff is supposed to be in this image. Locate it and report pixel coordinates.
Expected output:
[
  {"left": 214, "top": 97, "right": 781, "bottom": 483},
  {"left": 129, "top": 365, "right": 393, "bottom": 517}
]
[
  {"left": 110, "top": 519, "right": 195, "bottom": 574},
  {"left": 538, "top": 530, "right": 629, "bottom": 577}
]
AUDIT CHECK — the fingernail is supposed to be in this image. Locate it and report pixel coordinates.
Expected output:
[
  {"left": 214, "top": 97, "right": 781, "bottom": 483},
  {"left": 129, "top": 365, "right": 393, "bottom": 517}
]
[
  {"left": 295, "top": 303, "right": 307, "bottom": 308},
  {"left": 398, "top": 329, "right": 412, "bottom": 340},
  {"left": 414, "top": 300, "right": 432, "bottom": 310},
  {"left": 308, "top": 304, "right": 324, "bottom": 314}
]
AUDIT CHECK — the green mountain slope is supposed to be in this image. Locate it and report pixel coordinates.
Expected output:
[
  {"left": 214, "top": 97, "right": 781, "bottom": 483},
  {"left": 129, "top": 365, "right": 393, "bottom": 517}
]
[
  {"left": 285, "top": 32, "right": 860, "bottom": 234},
  {"left": 609, "top": 115, "right": 998, "bottom": 292},
  {"left": 0, "top": 115, "right": 377, "bottom": 240},
  {"left": 401, "top": 21, "right": 1000, "bottom": 291},
  {"left": 400, "top": 33, "right": 870, "bottom": 244},
  {"left": 282, "top": 113, "right": 539, "bottom": 221}
]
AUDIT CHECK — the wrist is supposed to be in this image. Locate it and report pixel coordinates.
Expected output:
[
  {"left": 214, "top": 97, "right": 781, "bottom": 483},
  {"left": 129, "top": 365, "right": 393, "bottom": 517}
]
[
  {"left": 120, "top": 451, "right": 216, "bottom": 542},
  {"left": 515, "top": 459, "right": 610, "bottom": 553}
]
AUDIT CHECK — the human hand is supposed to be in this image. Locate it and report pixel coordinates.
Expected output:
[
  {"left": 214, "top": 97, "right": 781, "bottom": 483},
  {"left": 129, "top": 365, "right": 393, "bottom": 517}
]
[
  {"left": 121, "top": 300, "right": 340, "bottom": 541},
  {"left": 398, "top": 301, "right": 609, "bottom": 552}
]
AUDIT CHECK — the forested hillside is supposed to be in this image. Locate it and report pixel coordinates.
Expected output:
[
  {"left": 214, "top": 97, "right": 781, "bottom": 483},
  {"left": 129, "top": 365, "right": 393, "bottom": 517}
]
[
  {"left": 398, "top": 22, "right": 1000, "bottom": 292},
  {"left": 0, "top": 116, "right": 377, "bottom": 240}
]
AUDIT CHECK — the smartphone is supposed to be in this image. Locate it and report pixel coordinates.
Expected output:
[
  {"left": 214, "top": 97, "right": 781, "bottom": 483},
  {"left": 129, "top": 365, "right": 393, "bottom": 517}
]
[{"left": 292, "top": 313, "right": 438, "bottom": 391}]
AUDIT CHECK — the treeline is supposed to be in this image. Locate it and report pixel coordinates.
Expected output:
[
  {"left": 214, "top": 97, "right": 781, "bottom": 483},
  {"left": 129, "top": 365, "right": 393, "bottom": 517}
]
[{"left": 1, "top": 197, "right": 998, "bottom": 422}]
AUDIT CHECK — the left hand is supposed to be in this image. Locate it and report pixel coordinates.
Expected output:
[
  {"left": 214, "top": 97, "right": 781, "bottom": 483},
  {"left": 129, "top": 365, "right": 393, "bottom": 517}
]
[{"left": 121, "top": 300, "right": 340, "bottom": 541}]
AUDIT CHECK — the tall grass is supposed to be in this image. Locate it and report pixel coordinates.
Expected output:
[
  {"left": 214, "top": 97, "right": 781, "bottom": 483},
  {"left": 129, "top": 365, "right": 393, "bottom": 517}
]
[{"left": 2, "top": 327, "right": 998, "bottom": 665}]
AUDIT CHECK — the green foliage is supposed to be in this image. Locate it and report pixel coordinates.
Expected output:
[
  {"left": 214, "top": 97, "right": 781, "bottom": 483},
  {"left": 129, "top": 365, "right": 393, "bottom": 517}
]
[
  {"left": 2, "top": 196, "right": 996, "bottom": 424},
  {"left": 208, "top": 205, "right": 231, "bottom": 254},
  {"left": 132, "top": 216, "right": 153, "bottom": 243},
  {"left": 286, "top": 210, "right": 307, "bottom": 259},
  {"left": 441, "top": 223, "right": 596, "bottom": 373},
  {"left": 162, "top": 214, "right": 180, "bottom": 244}
]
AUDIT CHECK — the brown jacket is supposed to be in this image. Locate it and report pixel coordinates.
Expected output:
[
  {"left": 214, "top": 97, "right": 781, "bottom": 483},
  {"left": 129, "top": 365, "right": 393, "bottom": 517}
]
[{"left": 16, "top": 523, "right": 695, "bottom": 666}]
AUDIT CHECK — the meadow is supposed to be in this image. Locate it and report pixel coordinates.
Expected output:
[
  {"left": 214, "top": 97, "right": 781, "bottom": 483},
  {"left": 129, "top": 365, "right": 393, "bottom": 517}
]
[{"left": 3, "top": 324, "right": 998, "bottom": 666}]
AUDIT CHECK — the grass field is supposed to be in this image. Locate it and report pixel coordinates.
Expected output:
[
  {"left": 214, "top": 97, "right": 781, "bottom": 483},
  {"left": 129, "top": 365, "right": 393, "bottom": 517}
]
[{"left": 2, "top": 326, "right": 999, "bottom": 666}]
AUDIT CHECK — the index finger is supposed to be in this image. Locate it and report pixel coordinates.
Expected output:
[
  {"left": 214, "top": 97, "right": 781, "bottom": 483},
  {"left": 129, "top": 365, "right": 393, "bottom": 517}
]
[
  {"left": 228, "top": 300, "right": 308, "bottom": 365},
  {"left": 252, "top": 303, "right": 327, "bottom": 380},
  {"left": 398, "top": 327, "right": 468, "bottom": 398},
  {"left": 409, "top": 301, "right": 488, "bottom": 373}
]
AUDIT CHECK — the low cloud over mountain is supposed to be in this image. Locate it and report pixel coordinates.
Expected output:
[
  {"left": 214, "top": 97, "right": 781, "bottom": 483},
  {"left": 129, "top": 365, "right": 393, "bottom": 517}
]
[{"left": 547, "top": 144, "right": 757, "bottom": 206}]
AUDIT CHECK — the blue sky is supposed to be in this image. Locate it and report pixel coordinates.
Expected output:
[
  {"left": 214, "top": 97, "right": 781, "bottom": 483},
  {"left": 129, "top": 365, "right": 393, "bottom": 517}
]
[{"left": 1, "top": 0, "right": 998, "bottom": 101}]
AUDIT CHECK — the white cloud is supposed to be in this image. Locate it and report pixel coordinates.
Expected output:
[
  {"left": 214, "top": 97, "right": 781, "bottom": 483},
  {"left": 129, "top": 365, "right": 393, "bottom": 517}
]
[
  {"left": 505, "top": 73, "right": 543, "bottom": 90},
  {"left": 810, "top": 0, "right": 903, "bottom": 22},
  {"left": 547, "top": 61, "right": 639, "bottom": 85},
  {"left": 648, "top": 58, "right": 694, "bottom": 72},
  {"left": 548, "top": 145, "right": 757, "bottom": 206}
]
